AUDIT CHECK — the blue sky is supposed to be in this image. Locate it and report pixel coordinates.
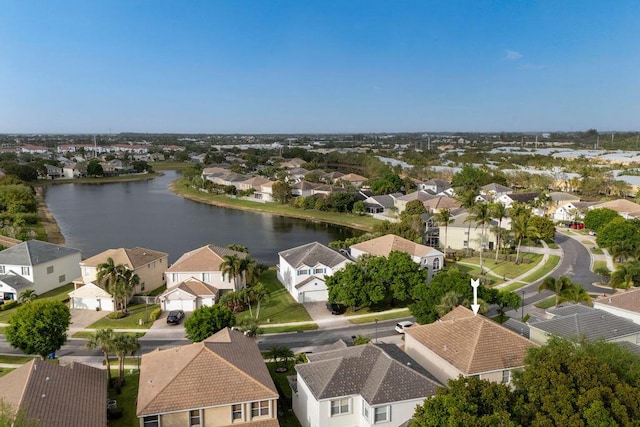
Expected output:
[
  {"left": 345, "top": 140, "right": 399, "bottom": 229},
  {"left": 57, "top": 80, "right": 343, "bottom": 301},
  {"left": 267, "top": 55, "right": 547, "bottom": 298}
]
[{"left": 1, "top": 1, "right": 639, "bottom": 134}]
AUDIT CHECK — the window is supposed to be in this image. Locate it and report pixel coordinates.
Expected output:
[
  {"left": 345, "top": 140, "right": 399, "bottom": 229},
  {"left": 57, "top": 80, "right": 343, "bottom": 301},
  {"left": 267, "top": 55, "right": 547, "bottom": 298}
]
[
  {"left": 142, "top": 416, "right": 159, "bottom": 427},
  {"left": 0, "top": 266, "right": 5, "bottom": 274},
  {"left": 232, "top": 404, "right": 243, "bottom": 421},
  {"left": 314, "top": 267, "right": 325, "bottom": 274},
  {"left": 83, "top": 268, "right": 89, "bottom": 276},
  {"left": 21, "top": 267, "right": 30, "bottom": 276},
  {"left": 374, "top": 406, "right": 389, "bottom": 423},
  {"left": 251, "top": 400, "right": 269, "bottom": 417},
  {"left": 330, "top": 398, "right": 350, "bottom": 416},
  {"left": 58, "top": 274, "right": 66, "bottom": 283},
  {"left": 47, "top": 266, "right": 54, "bottom": 274},
  {"left": 297, "top": 269, "right": 309, "bottom": 276},
  {"left": 189, "top": 409, "right": 200, "bottom": 426},
  {"left": 202, "top": 273, "right": 211, "bottom": 282},
  {"left": 502, "top": 370, "right": 511, "bottom": 384},
  {"left": 171, "top": 273, "right": 179, "bottom": 283},
  {"left": 433, "top": 258, "right": 441, "bottom": 271},
  {"left": 362, "top": 403, "right": 369, "bottom": 420}
]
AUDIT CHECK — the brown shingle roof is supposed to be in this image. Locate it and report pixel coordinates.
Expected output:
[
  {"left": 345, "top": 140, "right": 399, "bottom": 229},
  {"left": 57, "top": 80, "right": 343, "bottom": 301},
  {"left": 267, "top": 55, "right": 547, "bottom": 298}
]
[
  {"left": 137, "top": 328, "right": 278, "bottom": 417},
  {"left": 350, "top": 234, "right": 440, "bottom": 258},
  {"left": 0, "top": 359, "right": 107, "bottom": 427},
  {"left": 405, "top": 306, "right": 537, "bottom": 375},
  {"left": 422, "top": 196, "right": 462, "bottom": 210},
  {"left": 594, "top": 287, "right": 640, "bottom": 314},
  {"left": 81, "top": 247, "right": 167, "bottom": 270},
  {"left": 166, "top": 245, "right": 247, "bottom": 273}
]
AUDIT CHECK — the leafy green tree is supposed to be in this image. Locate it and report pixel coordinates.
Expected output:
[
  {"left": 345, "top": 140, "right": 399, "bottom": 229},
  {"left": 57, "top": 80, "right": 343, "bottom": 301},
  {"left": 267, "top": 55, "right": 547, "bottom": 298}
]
[
  {"left": 537, "top": 275, "right": 576, "bottom": 307},
  {"left": 1, "top": 163, "right": 39, "bottom": 182},
  {"left": 86, "top": 328, "right": 116, "bottom": 383},
  {"left": 583, "top": 208, "right": 620, "bottom": 232},
  {"left": 86, "top": 159, "right": 104, "bottom": 177},
  {"left": 352, "top": 200, "right": 366, "bottom": 215},
  {"left": 412, "top": 376, "right": 517, "bottom": 427},
  {"left": 0, "top": 398, "right": 39, "bottom": 427},
  {"left": 402, "top": 199, "right": 428, "bottom": 218},
  {"left": 597, "top": 217, "right": 640, "bottom": 252},
  {"left": 610, "top": 261, "right": 640, "bottom": 289},
  {"left": 369, "top": 172, "right": 404, "bottom": 195},
  {"left": 495, "top": 290, "right": 521, "bottom": 320},
  {"left": 451, "top": 164, "right": 496, "bottom": 191},
  {"left": 272, "top": 181, "right": 292, "bottom": 204},
  {"left": 6, "top": 300, "right": 71, "bottom": 358},
  {"left": 528, "top": 215, "right": 556, "bottom": 241},
  {"left": 184, "top": 305, "right": 235, "bottom": 342}
]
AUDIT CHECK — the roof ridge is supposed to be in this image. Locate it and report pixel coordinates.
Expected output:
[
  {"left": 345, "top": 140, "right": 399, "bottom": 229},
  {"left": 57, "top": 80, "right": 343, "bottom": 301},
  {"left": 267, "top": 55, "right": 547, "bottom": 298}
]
[
  {"left": 464, "top": 316, "right": 485, "bottom": 372},
  {"left": 16, "top": 359, "right": 36, "bottom": 409},
  {"left": 24, "top": 240, "right": 33, "bottom": 266}
]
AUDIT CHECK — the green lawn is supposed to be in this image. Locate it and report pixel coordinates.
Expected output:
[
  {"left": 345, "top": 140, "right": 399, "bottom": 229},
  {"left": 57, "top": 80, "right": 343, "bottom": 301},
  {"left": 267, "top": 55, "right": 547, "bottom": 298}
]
[
  {"left": 534, "top": 296, "right": 557, "bottom": 310},
  {"left": 591, "top": 247, "right": 604, "bottom": 254},
  {"left": 455, "top": 254, "right": 543, "bottom": 281},
  {"left": 88, "top": 304, "right": 160, "bottom": 329},
  {"left": 500, "top": 282, "right": 528, "bottom": 292},
  {"left": 0, "top": 355, "right": 35, "bottom": 364},
  {"left": 108, "top": 371, "right": 139, "bottom": 427},
  {"left": 267, "top": 362, "right": 302, "bottom": 427},
  {"left": 348, "top": 309, "right": 412, "bottom": 324},
  {"left": 0, "top": 368, "right": 15, "bottom": 377},
  {"left": 593, "top": 260, "right": 608, "bottom": 271},
  {"left": 42, "top": 173, "right": 160, "bottom": 186},
  {"left": 0, "top": 283, "right": 74, "bottom": 323},
  {"left": 236, "top": 269, "right": 312, "bottom": 324},
  {"left": 546, "top": 242, "right": 560, "bottom": 249},
  {"left": 72, "top": 331, "right": 145, "bottom": 339},
  {"left": 520, "top": 255, "right": 561, "bottom": 283},
  {"left": 149, "top": 161, "right": 191, "bottom": 171},
  {"left": 260, "top": 324, "right": 318, "bottom": 334}
]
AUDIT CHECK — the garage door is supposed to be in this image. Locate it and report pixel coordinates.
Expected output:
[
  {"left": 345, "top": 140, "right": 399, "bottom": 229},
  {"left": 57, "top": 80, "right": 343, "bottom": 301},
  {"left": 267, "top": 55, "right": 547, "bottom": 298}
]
[
  {"left": 164, "top": 299, "right": 194, "bottom": 312},
  {"left": 303, "top": 290, "right": 328, "bottom": 303},
  {"left": 72, "top": 296, "right": 99, "bottom": 310}
]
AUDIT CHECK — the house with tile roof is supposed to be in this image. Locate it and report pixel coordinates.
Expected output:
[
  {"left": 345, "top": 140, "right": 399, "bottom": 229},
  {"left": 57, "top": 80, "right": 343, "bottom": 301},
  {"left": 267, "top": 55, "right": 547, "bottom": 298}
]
[
  {"left": 137, "top": 328, "right": 279, "bottom": 427},
  {"left": 292, "top": 342, "right": 440, "bottom": 427},
  {"left": 404, "top": 306, "right": 538, "bottom": 385},
  {"left": 278, "top": 242, "right": 351, "bottom": 303},
  {"left": 480, "top": 183, "right": 513, "bottom": 199},
  {"left": 439, "top": 210, "right": 506, "bottom": 252},
  {"left": 593, "top": 287, "right": 640, "bottom": 324},
  {"left": 281, "top": 157, "right": 306, "bottom": 169},
  {"left": 337, "top": 173, "right": 368, "bottom": 188},
  {"left": 350, "top": 234, "right": 444, "bottom": 279},
  {"left": 422, "top": 195, "right": 462, "bottom": 213},
  {"left": 590, "top": 199, "right": 640, "bottom": 219},
  {"left": 394, "top": 190, "right": 436, "bottom": 214},
  {"left": 0, "top": 359, "right": 107, "bottom": 427},
  {"left": 158, "top": 277, "right": 219, "bottom": 312},
  {"left": 529, "top": 304, "right": 640, "bottom": 345},
  {"left": 0, "top": 240, "right": 81, "bottom": 301},
  {"left": 417, "top": 179, "right": 451, "bottom": 194},
  {"left": 496, "top": 192, "right": 539, "bottom": 209},
  {"left": 165, "top": 244, "right": 248, "bottom": 291}
]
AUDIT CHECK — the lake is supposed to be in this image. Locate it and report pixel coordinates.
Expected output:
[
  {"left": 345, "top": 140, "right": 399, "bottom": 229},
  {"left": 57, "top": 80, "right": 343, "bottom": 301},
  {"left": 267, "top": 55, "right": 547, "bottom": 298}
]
[{"left": 44, "top": 170, "right": 361, "bottom": 264}]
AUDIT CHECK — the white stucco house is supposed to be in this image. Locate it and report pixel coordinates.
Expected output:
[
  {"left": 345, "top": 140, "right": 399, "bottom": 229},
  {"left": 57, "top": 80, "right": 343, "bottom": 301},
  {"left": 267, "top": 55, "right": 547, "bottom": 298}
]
[
  {"left": 0, "top": 240, "right": 81, "bottom": 301},
  {"left": 68, "top": 283, "right": 115, "bottom": 311},
  {"left": 292, "top": 341, "right": 440, "bottom": 427},
  {"left": 158, "top": 277, "right": 219, "bottom": 312},
  {"left": 277, "top": 242, "right": 351, "bottom": 303}
]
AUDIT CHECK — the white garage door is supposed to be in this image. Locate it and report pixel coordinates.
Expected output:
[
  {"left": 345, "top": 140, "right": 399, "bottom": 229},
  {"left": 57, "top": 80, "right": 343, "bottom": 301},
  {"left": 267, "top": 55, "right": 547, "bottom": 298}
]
[
  {"left": 72, "top": 297, "right": 114, "bottom": 311},
  {"left": 303, "top": 290, "right": 328, "bottom": 303},
  {"left": 164, "top": 299, "right": 194, "bottom": 312}
]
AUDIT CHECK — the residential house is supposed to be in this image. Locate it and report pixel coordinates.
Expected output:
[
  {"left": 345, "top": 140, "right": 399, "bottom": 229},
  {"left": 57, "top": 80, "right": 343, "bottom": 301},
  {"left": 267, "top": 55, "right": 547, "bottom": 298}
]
[
  {"left": 158, "top": 277, "right": 219, "bottom": 312},
  {"left": 590, "top": 199, "right": 640, "bottom": 220},
  {"left": 137, "top": 328, "right": 279, "bottom": 427},
  {"left": 404, "top": 306, "right": 538, "bottom": 385},
  {"left": 311, "top": 184, "right": 338, "bottom": 197},
  {"left": 0, "top": 359, "right": 107, "bottom": 427},
  {"left": 394, "top": 190, "right": 436, "bottom": 214},
  {"left": 349, "top": 234, "right": 444, "bottom": 279},
  {"left": 21, "top": 145, "right": 48, "bottom": 154},
  {"left": 277, "top": 242, "right": 350, "bottom": 303},
  {"left": 552, "top": 201, "right": 598, "bottom": 222},
  {"left": 529, "top": 304, "right": 640, "bottom": 345},
  {"left": 440, "top": 210, "right": 503, "bottom": 251},
  {"left": 42, "top": 164, "right": 63, "bottom": 179},
  {"left": 292, "top": 181, "right": 318, "bottom": 197},
  {"left": 292, "top": 342, "right": 440, "bottom": 427},
  {"left": 496, "top": 192, "right": 539, "bottom": 209},
  {"left": 258, "top": 181, "right": 276, "bottom": 202},
  {"left": 480, "top": 183, "right": 513, "bottom": 199},
  {"left": 363, "top": 194, "right": 399, "bottom": 215},
  {"left": 417, "top": 179, "right": 451, "bottom": 194},
  {"left": 287, "top": 167, "right": 310, "bottom": 183},
  {"left": 0, "top": 240, "right": 81, "bottom": 300},
  {"left": 281, "top": 157, "right": 306, "bottom": 169},
  {"left": 337, "top": 173, "right": 368, "bottom": 188},
  {"left": 593, "top": 287, "right": 640, "bottom": 325},
  {"left": 165, "top": 244, "right": 248, "bottom": 291},
  {"left": 422, "top": 195, "right": 461, "bottom": 213},
  {"left": 62, "top": 162, "right": 87, "bottom": 178}
]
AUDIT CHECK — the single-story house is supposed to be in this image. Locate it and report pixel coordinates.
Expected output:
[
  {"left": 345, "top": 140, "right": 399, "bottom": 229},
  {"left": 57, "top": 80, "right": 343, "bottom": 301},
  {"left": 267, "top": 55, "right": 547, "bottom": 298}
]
[{"left": 158, "top": 277, "right": 219, "bottom": 312}]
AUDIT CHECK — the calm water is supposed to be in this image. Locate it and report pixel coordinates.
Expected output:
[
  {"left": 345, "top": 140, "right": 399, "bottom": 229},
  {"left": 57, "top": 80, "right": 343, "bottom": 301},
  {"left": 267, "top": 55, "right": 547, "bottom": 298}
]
[{"left": 44, "top": 171, "right": 360, "bottom": 264}]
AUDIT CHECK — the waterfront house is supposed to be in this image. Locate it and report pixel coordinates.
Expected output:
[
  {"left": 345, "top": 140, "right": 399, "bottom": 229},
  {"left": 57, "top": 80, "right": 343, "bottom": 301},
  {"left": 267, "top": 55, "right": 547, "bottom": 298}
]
[
  {"left": 394, "top": 190, "right": 436, "bottom": 214},
  {"left": 158, "top": 277, "right": 219, "bottom": 312}
]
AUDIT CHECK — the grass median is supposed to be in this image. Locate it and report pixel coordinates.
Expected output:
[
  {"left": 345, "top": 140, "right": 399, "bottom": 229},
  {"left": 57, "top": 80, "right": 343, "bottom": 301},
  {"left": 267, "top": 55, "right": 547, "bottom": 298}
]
[{"left": 521, "top": 255, "right": 561, "bottom": 283}]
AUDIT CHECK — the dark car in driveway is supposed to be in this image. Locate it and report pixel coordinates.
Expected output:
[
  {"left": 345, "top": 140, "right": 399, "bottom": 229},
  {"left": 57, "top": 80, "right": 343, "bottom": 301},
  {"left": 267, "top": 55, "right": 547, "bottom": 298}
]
[
  {"left": 326, "top": 302, "right": 346, "bottom": 315},
  {"left": 166, "top": 310, "right": 185, "bottom": 325}
]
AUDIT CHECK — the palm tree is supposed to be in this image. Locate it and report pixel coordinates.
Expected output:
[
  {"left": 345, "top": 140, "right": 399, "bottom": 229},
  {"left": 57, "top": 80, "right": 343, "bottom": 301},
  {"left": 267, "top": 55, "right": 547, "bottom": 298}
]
[
  {"left": 96, "top": 257, "right": 120, "bottom": 292},
  {"left": 467, "top": 202, "right": 492, "bottom": 272},
  {"left": 241, "top": 257, "right": 258, "bottom": 286},
  {"left": 611, "top": 241, "right": 635, "bottom": 264},
  {"left": 18, "top": 289, "right": 37, "bottom": 304},
  {"left": 118, "top": 268, "right": 139, "bottom": 313},
  {"left": 537, "top": 275, "right": 575, "bottom": 307},
  {"left": 456, "top": 189, "right": 477, "bottom": 256},
  {"left": 221, "top": 254, "right": 244, "bottom": 290},
  {"left": 490, "top": 202, "right": 509, "bottom": 262},
  {"left": 249, "top": 282, "right": 269, "bottom": 320},
  {"left": 86, "top": 329, "right": 116, "bottom": 383},
  {"left": 610, "top": 262, "right": 640, "bottom": 290},
  {"left": 560, "top": 285, "right": 592, "bottom": 306},
  {"left": 432, "top": 208, "right": 454, "bottom": 252},
  {"left": 112, "top": 334, "right": 140, "bottom": 386},
  {"left": 510, "top": 211, "right": 539, "bottom": 264}
]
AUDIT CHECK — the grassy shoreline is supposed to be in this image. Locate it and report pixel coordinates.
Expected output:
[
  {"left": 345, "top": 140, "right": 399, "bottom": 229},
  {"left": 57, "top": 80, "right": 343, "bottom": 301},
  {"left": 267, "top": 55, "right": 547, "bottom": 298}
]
[{"left": 170, "top": 177, "right": 381, "bottom": 232}]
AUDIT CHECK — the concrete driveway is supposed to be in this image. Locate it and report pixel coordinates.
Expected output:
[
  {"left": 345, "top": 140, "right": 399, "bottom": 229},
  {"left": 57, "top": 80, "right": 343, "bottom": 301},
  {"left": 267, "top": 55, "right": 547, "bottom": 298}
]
[
  {"left": 303, "top": 302, "right": 350, "bottom": 328},
  {"left": 69, "top": 309, "right": 106, "bottom": 331}
]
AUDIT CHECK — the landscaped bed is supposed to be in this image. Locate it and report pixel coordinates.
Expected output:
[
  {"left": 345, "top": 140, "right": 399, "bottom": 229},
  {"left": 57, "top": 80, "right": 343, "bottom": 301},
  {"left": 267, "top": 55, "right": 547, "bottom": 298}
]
[
  {"left": 0, "top": 283, "right": 74, "bottom": 323},
  {"left": 347, "top": 308, "right": 412, "bottom": 324},
  {"left": 87, "top": 304, "right": 160, "bottom": 330},
  {"left": 108, "top": 371, "right": 139, "bottom": 427}
]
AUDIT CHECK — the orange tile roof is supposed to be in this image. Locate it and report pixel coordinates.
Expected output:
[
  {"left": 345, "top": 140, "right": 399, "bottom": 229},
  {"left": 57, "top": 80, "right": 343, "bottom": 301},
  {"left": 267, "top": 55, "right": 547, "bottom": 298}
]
[
  {"left": 81, "top": 247, "right": 167, "bottom": 270},
  {"left": 405, "top": 306, "right": 537, "bottom": 375},
  {"left": 350, "top": 234, "right": 440, "bottom": 258},
  {"left": 594, "top": 287, "right": 640, "bottom": 314},
  {"left": 166, "top": 245, "right": 247, "bottom": 273},
  {"left": 137, "top": 328, "right": 278, "bottom": 417}
]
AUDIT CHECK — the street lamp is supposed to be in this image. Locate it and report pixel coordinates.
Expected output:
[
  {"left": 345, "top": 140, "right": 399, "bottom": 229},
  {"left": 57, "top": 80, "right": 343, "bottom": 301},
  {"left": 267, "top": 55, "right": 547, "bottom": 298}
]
[
  {"left": 374, "top": 318, "right": 379, "bottom": 343},
  {"left": 521, "top": 290, "right": 525, "bottom": 321}
]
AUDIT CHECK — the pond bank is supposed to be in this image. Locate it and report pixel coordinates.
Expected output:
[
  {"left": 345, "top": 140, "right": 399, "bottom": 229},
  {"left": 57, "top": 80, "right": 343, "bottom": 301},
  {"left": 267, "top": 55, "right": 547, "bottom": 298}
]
[{"left": 35, "top": 187, "right": 65, "bottom": 244}]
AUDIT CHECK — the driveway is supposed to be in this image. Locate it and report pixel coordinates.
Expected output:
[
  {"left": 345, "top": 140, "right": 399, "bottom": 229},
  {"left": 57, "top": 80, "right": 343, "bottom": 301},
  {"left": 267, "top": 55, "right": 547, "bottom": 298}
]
[
  {"left": 138, "top": 311, "right": 189, "bottom": 341},
  {"left": 303, "top": 302, "right": 350, "bottom": 328},
  {"left": 69, "top": 309, "right": 107, "bottom": 332}
]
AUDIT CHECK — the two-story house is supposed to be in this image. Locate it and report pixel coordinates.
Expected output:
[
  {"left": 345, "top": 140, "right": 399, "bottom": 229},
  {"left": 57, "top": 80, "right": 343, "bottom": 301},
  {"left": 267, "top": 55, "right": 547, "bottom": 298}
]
[{"left": 277, "top": 242, "right": 351, "bottom": 303}]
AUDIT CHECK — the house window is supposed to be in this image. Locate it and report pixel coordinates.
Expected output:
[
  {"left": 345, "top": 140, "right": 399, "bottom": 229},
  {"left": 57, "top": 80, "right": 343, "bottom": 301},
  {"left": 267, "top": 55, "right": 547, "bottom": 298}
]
[
  {"left": 142, "top": 416, "right": 159, "bottom": 427},
  {"left": 251, "top": 400, "right": 269, "bottom": 417},
  {"left": 189, "top": 409, "right": 200, "bottom": 426},
  {"left": 21, "top": 267, "right": 30, "bottom": 276},
  {"left": 58, "top": 274, "right": 66, "bottom": 283},
  {"left": 463, "top": 240, "right": 468, "bottom": 248},
  {"left": 314, "top": 268, "right": 326, "bottom": 274},
  {"left": 433, "top": 258, "right": 441, "bottom": 271},
  {"left": 202, "top": 273, "right": 211, "bottom": 282},
  {"left": 297, "top": 269, "right": 309, "bottom": 276},
  {"left": 171, "top": 273, "right": 179, "bottom": 282},
  {"left": 502, "top": 370, "right": 511, "bottom": 384},
  {"left": 83, "top": 268, "right": 89, "bottom": 276},
  {"left": 374, "top": 406, "right": 390, "bottom": 423},
  {"left": 232, "top": 404, "right": 243, "bottom": 421},
  {"left": 0, "top": 266, "right": 4, "bottom": 274},
  {"left": 330, "top": 398, "right": 350, "bottom": 416},
  {"left": 362, "top": 403, "right": 370, "bottom": 420},
  {"left": 47, "top": 266, "right": 54, "bottom": 274}
]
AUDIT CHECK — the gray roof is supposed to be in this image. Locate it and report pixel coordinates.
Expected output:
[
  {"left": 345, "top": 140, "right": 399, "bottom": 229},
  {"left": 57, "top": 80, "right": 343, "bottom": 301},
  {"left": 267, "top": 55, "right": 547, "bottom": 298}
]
[
  {"left": 502, "top": 318, "right": 530, "bottom": 339},
  {"left": 531, "top": 307, "right": 640, "bottom": 341},
  {"left": 481, "top": 183, "right": 512, "bottom": 193},
  {"left": 507, "top": 192, "right": 539, "bottom": 203},
  {"left": 618, "top": 341, "right": 640, "bottom": 356},
  {"left": 296, "top": 343, "right": 440, "bottom": 405},
  {"left": 0, "top": 240, "right": 80, "bottom": 267},
  {"left": 0, "top": 273, "right": 33, "bottom": 291},
  {"left": 279, "top": 242, "right": 348, "bottom": 269},
  {"left": 547, "top": 304, "right": 595, "bottom": 318}
]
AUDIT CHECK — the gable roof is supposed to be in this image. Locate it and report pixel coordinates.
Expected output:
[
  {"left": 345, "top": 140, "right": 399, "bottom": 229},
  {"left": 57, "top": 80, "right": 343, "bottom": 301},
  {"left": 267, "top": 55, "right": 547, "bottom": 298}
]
[
  {"left": 549, "top": 192, "right": 580, "bottom": 203},
  {"left": 69, "top": 282, "right": 113, "bottom": 298},
  {"left": 0, "top": 359, "right": 107, "bottom": 427},
  {"left": 405, "top": 306, "right": 537, "bottom": 375},
  {"left": 593, "top": 287, "right": 640, "bottom": 314},
  {"left": 396, "top": 190, "right": 437, "bottom": 203},
  {"left": 137, "top": 328, "right": 278, "bottom": 416},
  {"left": 0, "top": 240, "right": 80, "bottom": 267},
  {"left": 81, "top": 247, "right": 167, "bottom": 270},
  {"left": 505, "top": 192, "right": 539, "bottom": 203},
  {"left": 350, "top": 234, "right": 442, "bottom": 259},
  {"left": 278, "top": 242, "right": 348, "bottom": 269},
  {"left": 296, "top": 343, "right": 439, "bottom": 405},
  {"left": 162, "top": 277, "right": 219, "bottom": 297},
  {"left": 0, "top": 272, "right": 33, "bottom": 291},
  {"left": 340, "top": 173, "right": 368, "bottom": 182},
  {"left": 422, "top": 196, "right": 462, "bottom": 210},
  {"left": 166, "top": 245, "right": 247, "bottom": 273},
  {"left": 481, "top": 183, "right": 512, "bottom": 193},
  {"left": 593, "top": 199, "right": 640, "bottom": 215}
]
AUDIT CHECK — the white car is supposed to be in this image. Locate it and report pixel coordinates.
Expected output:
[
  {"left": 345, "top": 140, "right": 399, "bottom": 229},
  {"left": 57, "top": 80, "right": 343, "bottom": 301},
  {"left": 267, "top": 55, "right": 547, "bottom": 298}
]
[{"left": 395, "top": 321, "right": 414, "bottom": 334}]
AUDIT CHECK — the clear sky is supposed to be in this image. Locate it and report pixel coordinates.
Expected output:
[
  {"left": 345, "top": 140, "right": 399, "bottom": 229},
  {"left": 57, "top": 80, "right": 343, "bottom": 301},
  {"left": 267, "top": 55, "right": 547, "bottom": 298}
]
[{"left": 1, "top": 1, "right": 639, "bottom": 134}]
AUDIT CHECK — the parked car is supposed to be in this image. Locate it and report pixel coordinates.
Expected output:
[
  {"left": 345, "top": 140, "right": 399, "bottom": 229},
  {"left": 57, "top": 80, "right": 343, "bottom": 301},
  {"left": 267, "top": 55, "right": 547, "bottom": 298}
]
[
  {"left": 395, "top": 321, "right": 414, "bottom": 334},
  {"left": 166, "top": 310, "right": 185, "bottom": 325},
  {"left": 326, "top": 302, "right": 346, "bottom": 315}
]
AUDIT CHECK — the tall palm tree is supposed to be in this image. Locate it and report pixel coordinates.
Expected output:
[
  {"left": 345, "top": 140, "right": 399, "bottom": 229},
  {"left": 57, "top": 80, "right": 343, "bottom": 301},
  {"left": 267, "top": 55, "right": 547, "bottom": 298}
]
[
  {"left": 86, "top": 329, "right": 116, "bottom": 382},
  {"left": 456, "top": 189, "right": 477, "bottom": 255},
  {"left": 490, "top": 202, "right": 509, "bottom": 262},
  {"left": 610, "top": 261, "right": 640, "bottom": 290},
  {"left": 537, "top": 275, "right": 575, "bottom": 307},
  {"left": 432, "top": 208, "right": 454, "bottom": 252},
  {"left": 467, "top": 202, "right": 492, "bottom": 272},
  {"left": 18, "top": 289, "right": 37, "bottom": 304},
  {"left": 118, "top": 268, "right": 139, "bottom": 313},
  {"left": 249, "top": 282, "right": 269, "bottom": 320},
  {"left": 112, "top": 334, "right": 140, "bottom": 386},
  {"left": 96, "top": 257, "right": 120, "bottom": 291},
  {"left": 611, "top": 241, "right": 635, "bottom": 264},
  {"left": 241, "top": 257, "right": 258, "bottom": 286},
  {"left": 560, "top": 285, "right": 592, "bottom": 306},
  {"left": 510, "top": 211, "right": 539, "bottom": 264},
  {"left": 221, "top": 254, "right": 244, "bottom": 290}
]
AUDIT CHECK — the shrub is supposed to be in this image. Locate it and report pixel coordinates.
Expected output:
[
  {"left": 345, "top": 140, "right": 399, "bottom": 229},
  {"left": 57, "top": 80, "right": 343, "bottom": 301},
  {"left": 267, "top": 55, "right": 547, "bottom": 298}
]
[
  {"left": 149, "top": 307, "right": 162, "bottom": 322},
  {"left": 0, "top": 300, "right": 18, "bottom": 311},
  {"left": 107, "top": 311, "right": 126, "bottom": 320}
]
